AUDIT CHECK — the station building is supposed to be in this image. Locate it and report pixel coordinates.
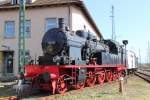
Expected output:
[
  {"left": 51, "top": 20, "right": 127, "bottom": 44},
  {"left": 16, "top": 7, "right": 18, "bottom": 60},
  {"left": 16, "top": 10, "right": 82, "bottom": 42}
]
[{"left": 0, "top": 0, "right": 102, "bottom": 79}]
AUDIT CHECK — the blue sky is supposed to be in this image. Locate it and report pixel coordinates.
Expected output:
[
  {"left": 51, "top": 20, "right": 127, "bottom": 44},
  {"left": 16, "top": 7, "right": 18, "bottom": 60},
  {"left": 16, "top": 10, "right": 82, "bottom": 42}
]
[{"left": 84, "top": 0, "right": 150, "bottom": 63}]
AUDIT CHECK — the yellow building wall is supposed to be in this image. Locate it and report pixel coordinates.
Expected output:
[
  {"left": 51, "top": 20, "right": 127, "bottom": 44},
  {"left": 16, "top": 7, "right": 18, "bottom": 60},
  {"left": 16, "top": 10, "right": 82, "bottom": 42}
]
[{"left": 0, "top": 6, "right": 69, "bottom": 76}]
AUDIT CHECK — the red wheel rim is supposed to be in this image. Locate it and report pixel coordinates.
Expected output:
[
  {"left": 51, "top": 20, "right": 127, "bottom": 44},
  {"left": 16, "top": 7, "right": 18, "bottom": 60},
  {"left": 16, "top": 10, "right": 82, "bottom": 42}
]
[
  {"left": 57, "top": 77, "right": 67, "bottom": 94},
  {"left": 97, "top": 72, "right": 105, "bottom": 85},
  {"left": 113, "top": 73, "right": 117, "bottom": 81},
  {"left": 86, "top": 71, "right": 96, "bottom": 87},
  {"left": 106, "top": 71, "right": 113, "bottom": 82}
]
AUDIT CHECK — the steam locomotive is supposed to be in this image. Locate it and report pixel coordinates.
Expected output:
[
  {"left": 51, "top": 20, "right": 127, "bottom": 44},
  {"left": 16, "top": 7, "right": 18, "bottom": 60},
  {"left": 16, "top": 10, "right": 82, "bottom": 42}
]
[{"left": 20, "top": 18, "right": 126, "bottom": 94}]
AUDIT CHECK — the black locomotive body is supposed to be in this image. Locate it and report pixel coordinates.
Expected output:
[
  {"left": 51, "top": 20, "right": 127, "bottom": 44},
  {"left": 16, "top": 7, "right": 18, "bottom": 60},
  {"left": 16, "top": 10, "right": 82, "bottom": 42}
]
[{"left": 39, "top": 18, "right": 124, "bottom": 66}]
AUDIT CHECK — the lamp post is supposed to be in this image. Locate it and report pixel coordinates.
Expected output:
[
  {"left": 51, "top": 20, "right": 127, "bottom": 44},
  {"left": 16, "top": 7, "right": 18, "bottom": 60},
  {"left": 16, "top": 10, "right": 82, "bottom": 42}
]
[
  {"left": 123, "top": 40, "right": 128, "bottom": 66},
  {"left": 122, "top": 40, "right": 128, "bottom": 84}
]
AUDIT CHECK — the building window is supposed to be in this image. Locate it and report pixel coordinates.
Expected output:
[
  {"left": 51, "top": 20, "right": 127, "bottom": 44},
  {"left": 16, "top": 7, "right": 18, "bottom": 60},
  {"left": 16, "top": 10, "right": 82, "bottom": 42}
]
[
  {"left": 11, "top": 0, "right": 18, "bottom": 5},
  {"left": 26, "top": 0, "right": 32, "bottom": 4},
  {"left": 5, "top": 21, "right": 15, "bottom": 38},
  {"left": 45, "top": 18, "right": 57, "bottom": 32},
  {"left": 25, "top": 20, "right": 31, "bottom": 38}
]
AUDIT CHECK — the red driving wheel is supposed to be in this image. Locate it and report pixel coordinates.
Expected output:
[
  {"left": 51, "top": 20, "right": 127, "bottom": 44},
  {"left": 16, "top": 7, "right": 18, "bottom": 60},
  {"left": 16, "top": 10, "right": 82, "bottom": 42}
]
[
  {"left": 106, "top": 71, "right": 113, "bottom": 82},
  {"left": 86, "top": 71, "right": 96, "bottom": 87},
  {"left": 57, "top": 76, "right": 67, "bottom": 94},
  {"left": 97, "top": 72, "right": 105, "bottom": 85}
]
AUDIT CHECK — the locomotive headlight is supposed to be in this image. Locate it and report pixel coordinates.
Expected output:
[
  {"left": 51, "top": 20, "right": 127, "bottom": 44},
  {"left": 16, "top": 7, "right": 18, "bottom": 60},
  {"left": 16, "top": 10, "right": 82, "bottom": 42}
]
[{"left": 47, "top": 45, "right": 53, "bottom": 53}]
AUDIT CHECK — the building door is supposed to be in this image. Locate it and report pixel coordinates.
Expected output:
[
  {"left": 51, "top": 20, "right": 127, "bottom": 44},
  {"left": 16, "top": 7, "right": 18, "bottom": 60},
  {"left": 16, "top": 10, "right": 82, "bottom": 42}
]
[{"left": 3, "top": 51, "right": 14, "bottom": 75}]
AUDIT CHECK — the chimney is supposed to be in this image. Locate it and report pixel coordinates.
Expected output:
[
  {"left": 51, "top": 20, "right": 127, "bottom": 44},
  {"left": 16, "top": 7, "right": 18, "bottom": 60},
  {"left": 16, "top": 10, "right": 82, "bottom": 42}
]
[
  {"left": 58, "top": 18, "right": 65, "bottom": 31},
  {"left": 11, "top": 0, "right": 18, "bottom": 5},
  {"left": 10, "top": 0, "right": 37, "bottom": 5}
]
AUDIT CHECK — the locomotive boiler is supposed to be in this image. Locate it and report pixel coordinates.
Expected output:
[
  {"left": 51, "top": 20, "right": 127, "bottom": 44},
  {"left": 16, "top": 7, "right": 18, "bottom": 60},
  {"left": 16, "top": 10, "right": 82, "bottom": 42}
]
[
  {"left": 39, "top": 18, "right": 123, "bottom": 66},
  {"left": 19, "top": 18, "right": 126, "bottom": 95},
  {"left": 40, "top": 23, "right": 106, "bottom": 65}
]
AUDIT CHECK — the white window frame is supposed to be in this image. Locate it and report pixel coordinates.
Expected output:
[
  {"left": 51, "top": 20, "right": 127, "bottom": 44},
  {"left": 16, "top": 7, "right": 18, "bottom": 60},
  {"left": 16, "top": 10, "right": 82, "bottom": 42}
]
[
  {"left": 4, "top": 21, "right": 15, "bottom": 39},
  {"left": 25, "top": 20, "right": 31, "bottom": 38}
]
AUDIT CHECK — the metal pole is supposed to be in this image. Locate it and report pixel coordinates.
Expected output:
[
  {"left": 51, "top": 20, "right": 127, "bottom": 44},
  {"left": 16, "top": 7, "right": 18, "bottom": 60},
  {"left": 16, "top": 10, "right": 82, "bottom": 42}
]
[
  {"left": 119, "top": 77, "right": 124, "bottom": 93},
  {"left": 122, "top": 40, "right": 128, "bottom": 84},
  {"left": 111, "top": 6, "right": 114, "bottom": 40},
  {"left": 110, "top": 6, "right": 116, "bottom": 40},
  {"left": 139, "top": 49, "right": 141, "bottom": 67},
  {"left": 18, "top": 0, "right": 26, "bottom": 74},
  {"left": 147, "top": 41, "right": 150, "bottom": 64},
  {"left": 125, "top": 45, "right": 127, "bottom": 66},
  {"left": 125, "top": 44, "right": 128, "bottom": 83}
]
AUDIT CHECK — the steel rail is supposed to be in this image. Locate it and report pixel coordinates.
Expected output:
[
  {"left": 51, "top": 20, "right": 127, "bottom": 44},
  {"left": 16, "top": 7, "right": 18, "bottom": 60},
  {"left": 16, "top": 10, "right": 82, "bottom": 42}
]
[{"left": 135, "top": 70, "right": 150, "bottom": 83}]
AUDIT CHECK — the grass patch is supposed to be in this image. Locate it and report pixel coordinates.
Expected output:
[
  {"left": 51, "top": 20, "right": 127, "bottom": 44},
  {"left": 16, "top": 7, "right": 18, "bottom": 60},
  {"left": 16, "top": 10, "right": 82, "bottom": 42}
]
[{"left": 0, "top": 87, "right": 16, "bottom": 98}]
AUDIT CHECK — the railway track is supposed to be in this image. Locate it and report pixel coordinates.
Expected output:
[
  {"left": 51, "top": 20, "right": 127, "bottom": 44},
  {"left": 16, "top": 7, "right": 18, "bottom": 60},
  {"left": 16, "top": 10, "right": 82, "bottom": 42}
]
[{"left": 135, "top": 69, "right": 150, "bottom": 82}]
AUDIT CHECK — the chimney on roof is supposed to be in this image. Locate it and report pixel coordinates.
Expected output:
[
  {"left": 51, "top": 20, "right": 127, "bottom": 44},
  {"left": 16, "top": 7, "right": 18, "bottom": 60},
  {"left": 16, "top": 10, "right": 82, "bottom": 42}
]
[
  {"left": 59, "top": 18, "right": 65, "bottom": 31},
  {"left": 11, "top": 0, "right": 17, "bottom": 5},
  {"left": 10, "top": 0, "right": 37, "bottom": 5},
  {"left": 11, "top": 0, "right": 20, "bottom": 5}
]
